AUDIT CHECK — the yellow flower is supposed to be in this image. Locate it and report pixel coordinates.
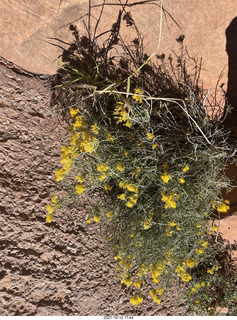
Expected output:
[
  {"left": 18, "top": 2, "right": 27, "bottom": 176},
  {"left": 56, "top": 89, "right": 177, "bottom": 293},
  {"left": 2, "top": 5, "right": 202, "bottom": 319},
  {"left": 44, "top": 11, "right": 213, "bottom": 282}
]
[
  {"left": 132, "top": 87, "right": 144, "bottom": 103},
  {"left": 196, "top": 223, "right": 201, "bottom": 228},
  {"left": 150, "top": 290, "right": 161, "bottom": 304},
  {"left": 156, "top": 288, "right": 164, "bottom": 295},
  {"left": 146, "top": 132, "right": 154, "bottom": 140},
  {"left": 119, "top": 180, "right": 127, "bottom": 189},
  {"left": 133, "top": 281, "right": 141, "bottom": 288},
  {"left": 69, "top": 107, "right": 79, "bottom": 118},
  {"left": 130, "top": 195, "right": 138, "bottom": 204},
  {"left": 99, "top": 173, "right": 106, "bottom": 181},
  {"left": 161, "top": 192, "right": 178, "bottom": 209},
  {"left": 121, "top": 275, "right": 132, "bottom": 287},
  {"left": 216, "top": 201, "right": 230, "bottom": 213},
  {"left": 130, "top": 234, "right": 134, "bottom": 238},
  {"left": 143, "top": 217, "right": 152, "bottom": 229},
  {"left": 130, "top": 294, "right": 143, "bottom": 306},
  {"left": 181, "top": 273, "right": 192, "bottom": 282},
  {"left": 168, "top": 221, "right": 176, "bottom": 227},
  {"left": 107, "top": 211, "right": 113, "bottom": 218},
  {"left": 46, "top": 203, "right": 55, "bottom": 214},
  {"left": 86, "top": 218, "right": 92, "bottom": 224},
  {"left": 75, "top": 184, "right": 85, "bottom": 195},
  {"left": 51, "top": 195, "right": 58, "bottom": 204},
  {"left": 104, "top": 184, "right": 112, "bottom": 191},
  {"left": 127, "top": 183, "right": 137, "bottom": 193},
  {"left": 201, "top": 241, "right": 208, "bottom": 248},
  {"left": 213, "top": 224, "right": 218, "bottom": 231},
  {"left": 183, "top": 165, "right": 190, "bottom": 172},
  {"left": 196, "top": 248, "right": 204, "bottom": 254},
  {"left": 46, "top": 214, "right": 53, "bottom": 223},
  {"left": 179, "top": 178, "right": 185, "bottom": 184},
  {"left": 54, "top": 168, "right": 66, "bottom": 182},
  {"left": 106, "top": 133, "right": 115, "bottom": 142},
  {"left": 127, "top": 201, "right": 134, "bottom": 208},
  {"left": 117, "top": 161, "right": 125, "bottom": 172},
  {"left": 91, "top": 123, "right": 100, "bottom": 135},
  {"left": 152, "top": 144, "right": 158, "bottom": 149},
  {"left": 186, "top": 258, "right": 195, "bottom": 268},
  {"left": 201, "top": 281, "right": 205, "bottom": 287},
  {"left": 97, "top": 163, "right": 109, "bottom": 172},
  {"left": 94, "top": 215, "right": 100, "bottom": 223},
  {"left": 117, "top": 193, "right": 126, "bottom": 200},
  {"left": 176, "top": 224, "right": 182, "bottom": 231},
  {"left": 161, "top": 172, "right": 172, "bottom": 183}
]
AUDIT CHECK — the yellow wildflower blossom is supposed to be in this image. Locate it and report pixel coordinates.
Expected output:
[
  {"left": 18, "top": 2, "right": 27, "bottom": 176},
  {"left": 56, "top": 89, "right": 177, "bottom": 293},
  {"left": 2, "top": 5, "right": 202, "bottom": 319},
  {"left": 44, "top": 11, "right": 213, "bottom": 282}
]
[
  {"left": 132, "top": 87, "right": 144, "bottom": 103},
  {"left": 183, "top": 165, "right": 190, "bottom": 172},
  {"left": 130, "top": 194, "right": 138, "bottom": 204},
  {"left": 127, "top": 201, "right": 134, "bottom": 208},
  {"left": 86, "top": 218, "right": 92, "bottom": 224},
  {"left": 106, "top": 133, "right": 114, "bottom": 142},
  {"left": 186, "top": 258, "right": 195, "bottom": 268},
  {"left": 146, "top": 132, "right": 154, "bottom": 140},
  {"left": 99, "top": 173, "right": 106, "bottom": 181},
  {"left": 142, "top": 217, "right": 152, "bottom": 229},
  {"left": 54, "top": 168, "right": 66, "bottom": 182},
  {"left": 104, "top": 184, "right": 112, "bottom": 191},
  {"left": 117, "top": 193, "right": 126, "bottom": 200},
  {"left": 46, "top": 213, "right": 53, "bottom": 223},
  {"left": 119, "top": 180, "right": 127, "bottom": 189},
  {"left": 179, "top": 177, "right": 185, "bottom": 184},
  {"left": 117, "top": 161, "right": 125, "bottom": 172},
  {"left": 161, "top": 172, "right": 172, "bottom": 183},
  {"left": 196, "top": 223, "right": 201, "bottom": 228},
  {"left": 70, "top": 107, "right": 79, "bottom": 118},
  {"left": 176, "top": 224, "right": 182, "bottom": 231},
  {"left": 181, "top": 273, "right": 192, "bottom": 282},
  {"left": 168, "top": 221, "right": 176, "bottom": 227},
  {"left": 156, "top": 288, "right": 164, "bottom": 295},
  {"left": 196, "top": 248, "right": 204, "bottom": 254},
  {"left": 216, "top": 201, "right": 230, "bottom": 213},
  {"left": 161, "top": 192, "right": 178, "bottom": 209},
  {"left": 130, "top": 294, "right": 143, "bottom": 306},
  {"left": 91, "top": 123, "right": 100, "bottom": 135},
  {"left": 152, "top": 144, "right": 158, "bottom": 149},
  {"left": 121, "top": 275, "right": 132, "bottom": 287},
  {"left": 107, "top": 211, "right": 113, "bottom": 218},
  {"left": 133, "top": 281, "right": 141, "bottom": 288},
  {"left": 46, "top": 203, "right": 56, "bottom": 214},
  {"left": 127, "top": 183, "right": 137, "bottom": 193},
  {"left": 75, "top": 184, "right": 85, "bottom": 195},
  {"left": 94, "top": 215, "right": 100, "bottom": 223},
  {"left": 97, "top": 163, "right": 109, "bottom": 172},
  {"left": 51, "top": 195, "right": 58, "bottom": 204},
  {"left": 213, "top": 224, "right": 218, "bottom": 231},
  {"left": 150, "top": 290, "right": 161, "bottom": 304}
]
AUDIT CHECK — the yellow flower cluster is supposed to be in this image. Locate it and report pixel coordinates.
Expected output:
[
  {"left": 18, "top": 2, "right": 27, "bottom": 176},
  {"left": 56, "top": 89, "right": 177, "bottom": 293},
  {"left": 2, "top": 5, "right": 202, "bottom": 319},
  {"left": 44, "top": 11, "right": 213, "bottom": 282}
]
[
  {"left": 212, "top": 199, "right": 230, "bottom": 213},
  {"left": 46, "top": 195, "right": 60, "bottom": 223},
  {"left": 113, "top": 102, "right": 132, "bottom": 128},
  {"left": 132, "top": 87, "right": 144, "bottom": 104},
  {"left": 161, "top": 172, "right": 172, "bottom": 183},
  {"left": 175, "top": 265, "right": 192, "bottom": 282},
  {"left": 130, "top": 293, "right": 143, "bottom": 306},
  {"left": 161, "top": 192, "right": 178, "bottom": 209}
]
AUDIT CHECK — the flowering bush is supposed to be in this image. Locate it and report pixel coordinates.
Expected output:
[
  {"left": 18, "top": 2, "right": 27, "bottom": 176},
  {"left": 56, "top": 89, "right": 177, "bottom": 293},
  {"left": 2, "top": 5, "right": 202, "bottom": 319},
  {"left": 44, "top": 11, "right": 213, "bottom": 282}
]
[{"left": 46, "top": 5, "right": 236, "bottom": 315}]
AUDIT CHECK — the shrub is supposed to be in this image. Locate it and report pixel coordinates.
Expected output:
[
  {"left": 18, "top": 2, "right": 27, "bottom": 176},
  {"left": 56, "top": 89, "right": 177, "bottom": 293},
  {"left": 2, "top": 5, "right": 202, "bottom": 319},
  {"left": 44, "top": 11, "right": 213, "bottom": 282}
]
[{"left": 46, "top": 3, "right": 236, "bottom": 314}]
